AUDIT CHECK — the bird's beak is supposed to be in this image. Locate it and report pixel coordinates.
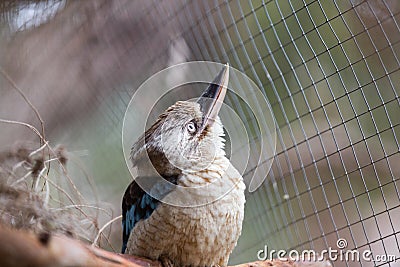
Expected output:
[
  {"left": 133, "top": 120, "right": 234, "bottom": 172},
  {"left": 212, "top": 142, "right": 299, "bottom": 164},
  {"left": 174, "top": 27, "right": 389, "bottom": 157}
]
[{"left": 197, "top": 63, "right": 229, "bottom": 132}]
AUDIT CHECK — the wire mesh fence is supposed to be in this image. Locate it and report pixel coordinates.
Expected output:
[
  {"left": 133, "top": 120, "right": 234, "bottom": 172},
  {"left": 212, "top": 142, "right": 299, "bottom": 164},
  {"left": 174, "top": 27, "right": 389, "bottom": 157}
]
[{"left": 0, "top": 1, "right": 399, "bottom": 267}]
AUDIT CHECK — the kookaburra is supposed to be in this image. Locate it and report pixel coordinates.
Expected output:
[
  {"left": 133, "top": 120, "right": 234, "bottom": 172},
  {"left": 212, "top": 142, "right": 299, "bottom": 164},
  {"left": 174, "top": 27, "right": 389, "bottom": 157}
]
[{"left": 122, "top": 64, "right": 245, "bottom": 267}]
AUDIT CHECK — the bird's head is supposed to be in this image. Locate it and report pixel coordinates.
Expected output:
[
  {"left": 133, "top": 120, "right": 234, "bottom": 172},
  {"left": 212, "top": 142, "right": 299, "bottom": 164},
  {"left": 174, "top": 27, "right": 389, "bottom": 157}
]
[{"left": 131, "top": 64, "right": 229, "bottom": 176}]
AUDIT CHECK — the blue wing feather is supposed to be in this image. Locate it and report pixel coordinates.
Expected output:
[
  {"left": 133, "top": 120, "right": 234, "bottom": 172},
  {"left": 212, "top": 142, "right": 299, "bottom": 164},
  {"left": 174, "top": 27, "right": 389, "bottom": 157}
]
[
  {"left": 121, "top": 175, "right": 177, "bottom": 253},
  {"left": 121, "top": 180, "right": 159, "bottom": 253}
]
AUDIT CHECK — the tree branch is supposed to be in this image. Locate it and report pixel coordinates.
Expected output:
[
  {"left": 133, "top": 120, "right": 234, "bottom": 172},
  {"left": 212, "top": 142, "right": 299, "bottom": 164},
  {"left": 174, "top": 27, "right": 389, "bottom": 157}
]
[{"left": 0, "top": 225, "right": 331, "bottom": 267}]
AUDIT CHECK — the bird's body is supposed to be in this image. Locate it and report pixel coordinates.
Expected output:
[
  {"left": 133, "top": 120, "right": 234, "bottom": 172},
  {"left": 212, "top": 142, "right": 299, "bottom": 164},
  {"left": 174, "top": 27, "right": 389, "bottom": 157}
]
[
  {"left": 125, "top": 155, "right": 245, "bottom": 266},
  {"left": 122, "top": 65, "right": 245, "bottom": 266}
]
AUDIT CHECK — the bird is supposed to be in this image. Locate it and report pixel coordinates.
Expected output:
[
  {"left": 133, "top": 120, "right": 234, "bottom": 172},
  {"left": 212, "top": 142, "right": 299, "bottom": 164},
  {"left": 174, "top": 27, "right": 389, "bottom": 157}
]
[{"left": 121, "top": 64, "right": 246, "bottom": 267}]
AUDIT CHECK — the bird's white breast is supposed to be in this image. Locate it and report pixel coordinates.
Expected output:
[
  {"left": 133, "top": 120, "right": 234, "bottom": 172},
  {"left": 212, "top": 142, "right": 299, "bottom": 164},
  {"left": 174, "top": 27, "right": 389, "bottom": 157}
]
[{"left": 126, "top": 156, "right": 245, "bottom": 266}]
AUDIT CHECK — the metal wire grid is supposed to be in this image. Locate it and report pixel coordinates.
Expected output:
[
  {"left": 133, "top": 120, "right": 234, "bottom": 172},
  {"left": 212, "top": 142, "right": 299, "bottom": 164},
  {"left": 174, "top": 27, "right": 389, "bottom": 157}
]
[
  {"left": 40, "top": 0, "right": 398, "bottom": 265},
  {"left": 1, "top": 0, "right": 399, "bottom": 266},
  {"left": 151, "top": 1, "right": 400, "bottom": 266}
]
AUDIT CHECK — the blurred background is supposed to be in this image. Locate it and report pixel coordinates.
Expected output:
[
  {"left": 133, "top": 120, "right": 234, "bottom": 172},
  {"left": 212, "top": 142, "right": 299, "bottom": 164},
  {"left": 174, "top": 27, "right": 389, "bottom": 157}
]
[{"left": 0, "top": 1, "right": 399, "bottom": 266}]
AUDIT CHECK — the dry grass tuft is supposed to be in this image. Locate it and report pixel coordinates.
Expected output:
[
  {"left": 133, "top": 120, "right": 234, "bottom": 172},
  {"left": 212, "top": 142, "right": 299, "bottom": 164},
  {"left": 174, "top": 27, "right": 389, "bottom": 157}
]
[{"left": 0, "top": 143, "right": 89, "bottom": 238}]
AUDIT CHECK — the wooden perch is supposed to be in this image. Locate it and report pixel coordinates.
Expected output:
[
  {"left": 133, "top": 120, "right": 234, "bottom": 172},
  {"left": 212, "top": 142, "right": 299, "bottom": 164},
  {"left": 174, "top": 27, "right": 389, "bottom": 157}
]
[
  {"left": 0, "top": 226, "right": 331, "bottom": 267},
  {"left": 0, "top": 226, "right": 157, "bottom": 267}
]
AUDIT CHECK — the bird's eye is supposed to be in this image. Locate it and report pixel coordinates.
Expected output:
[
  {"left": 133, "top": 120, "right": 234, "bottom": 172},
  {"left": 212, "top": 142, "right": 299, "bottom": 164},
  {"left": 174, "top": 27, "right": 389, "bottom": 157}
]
[{"left": 186, "top": 121, "right": 196, "bottom": 134}]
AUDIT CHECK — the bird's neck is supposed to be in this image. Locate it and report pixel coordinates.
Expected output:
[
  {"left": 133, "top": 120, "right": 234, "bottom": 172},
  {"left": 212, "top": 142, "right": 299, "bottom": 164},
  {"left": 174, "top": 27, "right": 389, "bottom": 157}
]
[
  {"left": 163, "top": 154, "right": 244, "bottom": 206},
  {"left": 178, "top": 154, "right": 232, "bottom": 186}
]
